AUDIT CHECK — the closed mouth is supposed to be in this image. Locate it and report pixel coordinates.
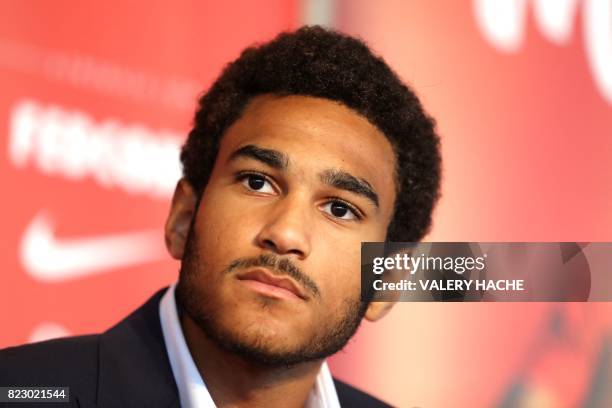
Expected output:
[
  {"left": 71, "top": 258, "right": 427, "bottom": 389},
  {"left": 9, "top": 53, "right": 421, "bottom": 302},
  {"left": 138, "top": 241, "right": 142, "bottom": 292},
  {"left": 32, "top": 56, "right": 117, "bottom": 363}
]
[{"left": 236, "top": 268, "right": 307, "bottom": 300}]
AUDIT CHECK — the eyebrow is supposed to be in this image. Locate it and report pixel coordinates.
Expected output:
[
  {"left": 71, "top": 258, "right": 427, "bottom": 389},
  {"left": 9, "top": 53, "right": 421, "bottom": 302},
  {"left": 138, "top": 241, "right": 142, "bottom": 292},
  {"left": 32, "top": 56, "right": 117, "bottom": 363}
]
[
  {"left": 229, "top": 144, "right": 379, "bottom": 209},
  {"left": 229, "top": 145, "right": 288, "bottom": 169},
  {"left": 320, "top": 169, "right": 379, "bottom": 209}
]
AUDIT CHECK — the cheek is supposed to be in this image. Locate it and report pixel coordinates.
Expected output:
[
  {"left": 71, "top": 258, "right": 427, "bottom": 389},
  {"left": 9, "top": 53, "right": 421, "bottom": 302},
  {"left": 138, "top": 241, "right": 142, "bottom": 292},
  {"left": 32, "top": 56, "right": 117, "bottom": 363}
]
[
  {"left": 193, "top": 190, "right": 257, "bottom": 268},
  {"left": 312, "top": 222, "right": 389, "bottom": 310},
  {"left": 313, "top": 243, "right": 362, "bottom": 308}
]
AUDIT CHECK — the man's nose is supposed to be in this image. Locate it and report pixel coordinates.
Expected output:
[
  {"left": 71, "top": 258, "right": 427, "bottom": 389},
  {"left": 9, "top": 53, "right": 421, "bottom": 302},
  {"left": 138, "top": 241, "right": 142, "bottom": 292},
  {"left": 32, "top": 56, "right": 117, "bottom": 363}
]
[{"left": 255, "top": 196, "right": 312, "bottom": 259}]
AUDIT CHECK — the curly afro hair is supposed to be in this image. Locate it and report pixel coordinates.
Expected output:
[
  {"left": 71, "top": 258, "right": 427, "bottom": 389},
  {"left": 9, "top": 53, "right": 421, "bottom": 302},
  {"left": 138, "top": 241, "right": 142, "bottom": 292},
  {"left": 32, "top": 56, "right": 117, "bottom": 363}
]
[{"left": 181, "top": 25, "right": 441, "bottom": 242}]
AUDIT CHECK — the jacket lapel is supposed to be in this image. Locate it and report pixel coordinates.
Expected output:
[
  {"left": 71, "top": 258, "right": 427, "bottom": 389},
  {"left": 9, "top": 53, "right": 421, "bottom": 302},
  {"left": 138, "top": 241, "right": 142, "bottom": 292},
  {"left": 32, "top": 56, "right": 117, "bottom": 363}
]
[{"left": 97, "top": 288, "right": 180, "bottom": 408}]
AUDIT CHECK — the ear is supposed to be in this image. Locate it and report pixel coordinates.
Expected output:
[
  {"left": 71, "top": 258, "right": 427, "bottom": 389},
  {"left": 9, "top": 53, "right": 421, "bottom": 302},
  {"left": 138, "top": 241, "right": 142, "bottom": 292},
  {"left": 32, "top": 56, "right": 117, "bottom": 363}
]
[
  {"left": 364, "top": 247, "right": 411, "bottom": 322},
  {"left": 364, "top": 301, "right": 396, "bottom": 322},
  {"left": 165, "top": 178, "right": 197, "bottom": 259}
]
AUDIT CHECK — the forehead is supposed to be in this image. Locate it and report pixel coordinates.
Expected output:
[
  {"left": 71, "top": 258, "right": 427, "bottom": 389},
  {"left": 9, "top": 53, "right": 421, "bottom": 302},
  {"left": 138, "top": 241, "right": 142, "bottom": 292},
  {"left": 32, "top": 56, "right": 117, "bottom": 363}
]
[{"left": 219, "top": 95, "right": 397, "bottom": 207}]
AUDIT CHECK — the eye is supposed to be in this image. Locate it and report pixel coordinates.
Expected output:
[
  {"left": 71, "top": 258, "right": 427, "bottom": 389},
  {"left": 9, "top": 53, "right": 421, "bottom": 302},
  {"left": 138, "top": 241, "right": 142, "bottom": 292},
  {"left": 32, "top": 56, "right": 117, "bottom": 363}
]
[
  {"left": 321, "top": 200, "right": 360, "bottom": 221},
  {"left": 240, "top": 173, "right": 275, "bottom": 194}
]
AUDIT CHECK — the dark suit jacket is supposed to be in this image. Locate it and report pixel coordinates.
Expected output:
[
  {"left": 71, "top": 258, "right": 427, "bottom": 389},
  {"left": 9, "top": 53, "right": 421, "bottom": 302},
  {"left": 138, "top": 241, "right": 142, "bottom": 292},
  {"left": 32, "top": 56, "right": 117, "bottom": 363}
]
[{"left": 0, "top": 288, "right": 392, "bottom": 407}]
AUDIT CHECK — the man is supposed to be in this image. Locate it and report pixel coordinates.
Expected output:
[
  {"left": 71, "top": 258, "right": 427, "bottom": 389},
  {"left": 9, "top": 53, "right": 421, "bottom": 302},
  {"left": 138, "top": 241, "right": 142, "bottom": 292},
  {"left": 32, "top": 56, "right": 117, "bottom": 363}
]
[{"left": 0, "top": 26, "right": 441, "bottom": 407}]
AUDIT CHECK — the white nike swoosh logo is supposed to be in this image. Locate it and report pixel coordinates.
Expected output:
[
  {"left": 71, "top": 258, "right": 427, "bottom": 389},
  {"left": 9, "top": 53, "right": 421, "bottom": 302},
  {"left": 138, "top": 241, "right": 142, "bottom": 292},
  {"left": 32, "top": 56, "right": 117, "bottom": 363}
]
[{"left": 21, "top": 212, "right": 167, "bottom": 282}]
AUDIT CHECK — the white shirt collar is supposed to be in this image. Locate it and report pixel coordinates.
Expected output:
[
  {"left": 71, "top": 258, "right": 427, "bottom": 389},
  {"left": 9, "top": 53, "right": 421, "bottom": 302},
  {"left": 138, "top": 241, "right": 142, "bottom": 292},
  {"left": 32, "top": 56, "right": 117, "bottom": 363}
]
[{"left": 159, "top": 283, "right": 341, "bottom": 408}]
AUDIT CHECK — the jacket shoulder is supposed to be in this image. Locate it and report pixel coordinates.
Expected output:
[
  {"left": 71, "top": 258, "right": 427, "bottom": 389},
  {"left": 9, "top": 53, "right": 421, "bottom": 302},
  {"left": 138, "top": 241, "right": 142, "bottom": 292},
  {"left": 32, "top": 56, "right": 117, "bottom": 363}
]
[
  {"left": 0, "top": 334, "right": 99, "bottom": 391},
  {"left": 333, "top": 378, "right": 394, "bottom": 407}
]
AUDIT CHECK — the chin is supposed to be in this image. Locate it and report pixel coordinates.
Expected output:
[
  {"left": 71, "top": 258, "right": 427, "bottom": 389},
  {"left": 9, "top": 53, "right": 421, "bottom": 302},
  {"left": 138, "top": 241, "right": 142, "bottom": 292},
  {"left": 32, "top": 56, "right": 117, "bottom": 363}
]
[
  {"left": 221, "top": 309, "right": 307, "bottom": 346},
  {"left": 210, "top": 316, "right": 322, "bottom": 366}
]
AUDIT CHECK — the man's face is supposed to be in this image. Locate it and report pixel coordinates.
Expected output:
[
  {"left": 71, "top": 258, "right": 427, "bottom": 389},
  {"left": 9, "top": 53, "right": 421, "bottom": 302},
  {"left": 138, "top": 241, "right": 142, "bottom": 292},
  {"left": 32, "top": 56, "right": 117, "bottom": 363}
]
[{"left": 174, "top": 95, "right": 397, "bottom": 366}]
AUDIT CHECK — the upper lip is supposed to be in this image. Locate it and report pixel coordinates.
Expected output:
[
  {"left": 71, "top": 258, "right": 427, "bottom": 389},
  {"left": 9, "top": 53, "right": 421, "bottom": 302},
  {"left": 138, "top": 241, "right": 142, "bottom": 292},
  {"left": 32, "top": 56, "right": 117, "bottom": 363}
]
[{"left": 237, "top": 268, "right": 307, "bottom": 300}]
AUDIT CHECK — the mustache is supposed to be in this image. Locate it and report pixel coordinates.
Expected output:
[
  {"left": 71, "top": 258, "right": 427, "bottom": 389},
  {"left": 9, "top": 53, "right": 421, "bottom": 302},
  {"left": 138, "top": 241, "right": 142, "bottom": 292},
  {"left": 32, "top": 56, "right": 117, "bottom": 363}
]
[{"left": 226, "top": 254, "right": 320, "bottom": 298}]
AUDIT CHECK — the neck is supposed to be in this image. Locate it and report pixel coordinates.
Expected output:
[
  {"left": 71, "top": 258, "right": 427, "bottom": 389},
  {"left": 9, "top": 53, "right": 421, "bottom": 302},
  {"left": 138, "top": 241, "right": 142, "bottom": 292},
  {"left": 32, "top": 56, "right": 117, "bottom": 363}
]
[{"left": 180, "top": 313, "right": 323, "bottom": 408}]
